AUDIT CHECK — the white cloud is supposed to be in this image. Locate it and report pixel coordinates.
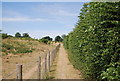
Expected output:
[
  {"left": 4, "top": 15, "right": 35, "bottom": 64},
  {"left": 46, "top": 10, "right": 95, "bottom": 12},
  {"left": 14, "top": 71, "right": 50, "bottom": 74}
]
[{"left": 1, "top": 17, "right": 50, "bottom": 22}]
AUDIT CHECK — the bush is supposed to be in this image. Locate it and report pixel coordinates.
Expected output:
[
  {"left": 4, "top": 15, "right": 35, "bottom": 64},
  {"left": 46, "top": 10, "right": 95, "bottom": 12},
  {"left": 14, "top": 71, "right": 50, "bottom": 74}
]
[
  {"left": 1, "top": 33, "right": 13, "bottom": 39},
  {"left": 39, "top": 39, "right": 49, "bottom": 44},
  {"left": 64, "top": 2, "right": 120, "bottom": 81},
  {"left": 22, "top": 33, "right": 30, "bottom": 38},
  {"left": 42, "top": 36, "right": 53, "bottom": 41},
  {"left": 2, "top": 33, "right": 8, "bottom": 39},
  {"left": 55, "top": 36, "right": 63, "bottom": 42}
]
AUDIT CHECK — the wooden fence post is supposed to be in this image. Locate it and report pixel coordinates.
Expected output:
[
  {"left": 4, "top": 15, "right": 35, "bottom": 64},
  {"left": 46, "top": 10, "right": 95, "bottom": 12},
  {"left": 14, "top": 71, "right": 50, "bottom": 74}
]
[
  {"left": 50, "top": 51, "right": 53, "bottom": 66},
  {"left": 48, "top": 51, "right": 51, "bottom": 72},
  {"left": 38, "top": 56, "right": 41, "bottom": 80},
  {"left": 44, "top": 53, "right": 47, "bottom": 78},
  {"left": 16, "top": 64, "right": 22, "bottom": 81},
  {"left": 51, "top": 51, "right": 53, "bottom": 64}
]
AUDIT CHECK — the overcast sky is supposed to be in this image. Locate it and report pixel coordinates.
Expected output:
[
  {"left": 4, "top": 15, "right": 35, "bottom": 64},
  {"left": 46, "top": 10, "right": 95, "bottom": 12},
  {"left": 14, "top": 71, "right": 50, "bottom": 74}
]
[{"left": 2, "top": 2, "right": 87, "bottom": 39}]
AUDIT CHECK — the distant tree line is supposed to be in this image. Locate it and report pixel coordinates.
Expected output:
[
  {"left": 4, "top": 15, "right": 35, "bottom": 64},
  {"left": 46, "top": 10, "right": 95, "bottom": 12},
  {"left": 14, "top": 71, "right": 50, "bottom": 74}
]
[
  {"left": 15, "top": 32, "right": 30, "bottom": 38},
  {"left": 1, "top": 31, "right": 66, "bottom": 44},
  {"left": 39, "top": 35, "right": 65, "bottom": 44},
  {"left": 1, "top": 33, "right": 13, "bottom": 39},
  {"left": 1, "top": 32, "right": 31, "bottom": 39}
]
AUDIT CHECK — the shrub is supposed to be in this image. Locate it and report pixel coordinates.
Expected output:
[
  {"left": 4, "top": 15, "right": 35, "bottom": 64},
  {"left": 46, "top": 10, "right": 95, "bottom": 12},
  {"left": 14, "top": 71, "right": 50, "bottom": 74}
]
[
  {"left": 2, "top": 33, "right": 8, "bottom": 39},
  {"left": 55, "top": 36, "right": 63, "bottom": 42},
  {"left": 64, "top": 2, "right": 120, "bottom": 81},
  {"left": 39, "top": 39, "right": 49, "bottom": 44}
]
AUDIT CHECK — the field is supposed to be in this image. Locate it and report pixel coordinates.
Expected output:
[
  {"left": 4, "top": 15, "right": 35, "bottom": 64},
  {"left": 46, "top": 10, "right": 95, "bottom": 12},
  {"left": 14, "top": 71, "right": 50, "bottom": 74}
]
[{"left": 2, "top": 37, "right": 55, "bottom": 79}]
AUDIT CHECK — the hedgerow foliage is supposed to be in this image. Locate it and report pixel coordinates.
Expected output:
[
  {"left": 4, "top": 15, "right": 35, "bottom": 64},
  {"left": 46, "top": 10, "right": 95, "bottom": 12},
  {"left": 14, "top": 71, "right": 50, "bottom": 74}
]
[{"left": 64, "top": 2, "right": 120, "bottom": 81}]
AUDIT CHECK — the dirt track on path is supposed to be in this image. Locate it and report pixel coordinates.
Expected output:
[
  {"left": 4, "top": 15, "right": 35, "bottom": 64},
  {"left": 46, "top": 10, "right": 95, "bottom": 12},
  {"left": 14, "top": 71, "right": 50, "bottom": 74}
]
[{"left": 55, "top": 44, "right": 82, "bottom": 79}]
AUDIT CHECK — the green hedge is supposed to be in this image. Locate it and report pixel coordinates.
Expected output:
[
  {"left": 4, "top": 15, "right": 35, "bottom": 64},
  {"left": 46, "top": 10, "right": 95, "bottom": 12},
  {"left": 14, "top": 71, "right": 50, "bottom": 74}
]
[{"left": 63, "top": 2, "right": 120, "bottom": 81}]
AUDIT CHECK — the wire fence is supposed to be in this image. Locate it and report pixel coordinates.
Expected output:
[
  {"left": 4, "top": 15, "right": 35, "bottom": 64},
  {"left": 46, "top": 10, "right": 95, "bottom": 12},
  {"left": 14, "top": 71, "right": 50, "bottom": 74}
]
[{"left": 2, "top": 44, "right": 60, "bottom": 80}]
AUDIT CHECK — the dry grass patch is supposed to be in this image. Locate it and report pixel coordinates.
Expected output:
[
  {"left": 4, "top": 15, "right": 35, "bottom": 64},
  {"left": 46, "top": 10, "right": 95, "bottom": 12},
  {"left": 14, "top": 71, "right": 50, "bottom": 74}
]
[{"left": 2, "top": 37, "right": 56, "bottom": 79}]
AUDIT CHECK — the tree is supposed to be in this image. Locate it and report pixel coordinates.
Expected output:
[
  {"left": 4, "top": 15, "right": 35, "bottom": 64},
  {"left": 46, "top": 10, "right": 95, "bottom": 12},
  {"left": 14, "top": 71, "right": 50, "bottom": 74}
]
[
  {"left": 42, "top": 36, "right": 53, "bottom": 41},
  {"left": 63, "top": 35, "right": 69, "bottom": 49},
  {"left": 61, "top": 34, "right": 66, "bottom": 39},
  {"left": 2, "top": 33, "right": 8, "bottom": 39},
  {"left": 23, "top": 33, "right": 30, "bottom": 38},
  {"left": 8, "top": 35, "right": 13, "bottom": 37},
  {"left": 55, "top": 36, "right": 63, "bottom": 42},
  {"left": 39, "top": 36, "right": 53, "bottom": 44},
  {"left": 2, "top": 33, "right": 13, "bottom": 39},
  {"left": 15, "top": 32, "right": 21, "bottom": 37},
  {"left": 39, "top": 39, "right": 48, "bottom": 44}
]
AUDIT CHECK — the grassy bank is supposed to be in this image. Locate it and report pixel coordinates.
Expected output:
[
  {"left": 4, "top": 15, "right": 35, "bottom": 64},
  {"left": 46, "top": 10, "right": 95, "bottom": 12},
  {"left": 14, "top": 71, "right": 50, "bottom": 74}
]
[{"left": 2, "top": 37, "right": 39, "bottom": 56}]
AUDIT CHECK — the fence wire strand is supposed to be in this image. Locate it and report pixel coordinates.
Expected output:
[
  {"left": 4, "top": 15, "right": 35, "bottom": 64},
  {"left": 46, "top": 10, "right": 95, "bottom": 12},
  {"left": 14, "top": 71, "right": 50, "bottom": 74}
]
[
  {"left": 22, "top": 60, "right": 38, "bottom": 72},
  {"left": 3, "top": 44, "right": 60, "bottom": 79},
  {"left": 3, "top": 69, "right": 17, "bottom": 79}
]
